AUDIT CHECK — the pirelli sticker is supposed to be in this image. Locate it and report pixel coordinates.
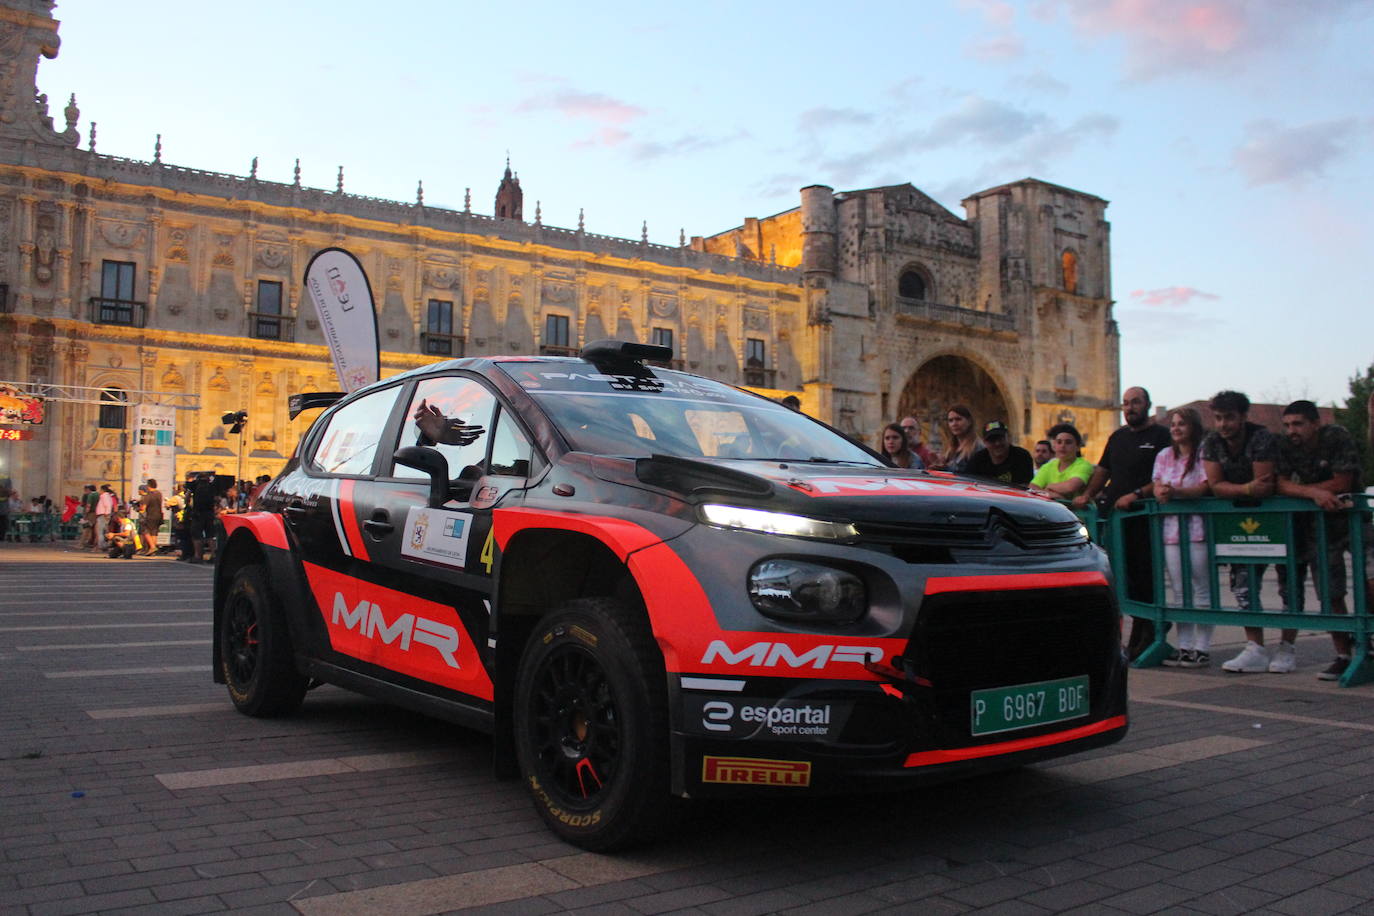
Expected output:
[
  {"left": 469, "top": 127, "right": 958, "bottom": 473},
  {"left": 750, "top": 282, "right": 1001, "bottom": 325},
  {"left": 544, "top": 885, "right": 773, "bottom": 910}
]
[{"left": 702, "top": 756, "right": 812, "bottom": 787}]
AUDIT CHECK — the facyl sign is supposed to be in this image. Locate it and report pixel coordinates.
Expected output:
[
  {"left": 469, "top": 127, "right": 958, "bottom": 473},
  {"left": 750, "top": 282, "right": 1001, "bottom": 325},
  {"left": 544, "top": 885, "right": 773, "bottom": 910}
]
[{"left": 131, "top": 404, "right": 176, "bottom": 489}]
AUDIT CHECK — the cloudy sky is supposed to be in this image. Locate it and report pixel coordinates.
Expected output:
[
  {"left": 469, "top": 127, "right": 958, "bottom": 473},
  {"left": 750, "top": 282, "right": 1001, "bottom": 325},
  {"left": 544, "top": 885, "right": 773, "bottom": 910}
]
[{"left": 38, "top": 0, "right": 1372, "bottom": 410}]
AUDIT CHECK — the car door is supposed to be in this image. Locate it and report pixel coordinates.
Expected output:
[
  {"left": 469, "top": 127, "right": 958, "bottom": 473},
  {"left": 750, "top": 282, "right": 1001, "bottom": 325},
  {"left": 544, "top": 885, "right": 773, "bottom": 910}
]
[
  {"left": 278, "top": 383, "right": 409, "bottom": 660},
  {"left": 347, "top": 372, "right": 544, "bottom": 708}
]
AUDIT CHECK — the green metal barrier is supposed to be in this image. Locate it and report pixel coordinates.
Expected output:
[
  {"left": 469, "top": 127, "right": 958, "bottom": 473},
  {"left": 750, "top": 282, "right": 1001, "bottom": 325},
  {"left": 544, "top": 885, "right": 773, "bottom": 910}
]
[{"left": 1101, "top": 495, "right": 1373, "bottom": 687}]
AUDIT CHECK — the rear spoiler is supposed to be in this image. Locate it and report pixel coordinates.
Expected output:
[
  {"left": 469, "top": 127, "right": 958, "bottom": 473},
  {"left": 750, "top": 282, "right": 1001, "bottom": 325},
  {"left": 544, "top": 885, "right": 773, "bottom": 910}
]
[{"left": 288, "top": 391, "right": 345, "bottom": 420}]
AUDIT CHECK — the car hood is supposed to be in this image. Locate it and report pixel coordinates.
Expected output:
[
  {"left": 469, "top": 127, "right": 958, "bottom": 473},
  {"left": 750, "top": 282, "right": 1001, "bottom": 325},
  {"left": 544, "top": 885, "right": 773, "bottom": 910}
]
[{"left": 629, "top": 455, "right": 1080, "bottom": 531}]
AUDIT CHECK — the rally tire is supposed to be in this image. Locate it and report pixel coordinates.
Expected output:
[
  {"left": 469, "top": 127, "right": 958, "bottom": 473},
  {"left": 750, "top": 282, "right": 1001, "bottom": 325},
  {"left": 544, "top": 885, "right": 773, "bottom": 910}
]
[
  {"left": 513, "top": 598, "right": 671, "bottom": 851},
  {"left": 219, "top": 564, "right": 308, "bottom": 717}
]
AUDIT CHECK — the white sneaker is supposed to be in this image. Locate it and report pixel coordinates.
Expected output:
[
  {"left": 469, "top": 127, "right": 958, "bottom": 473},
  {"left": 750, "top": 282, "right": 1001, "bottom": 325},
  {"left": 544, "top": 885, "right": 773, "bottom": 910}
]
[
  {"left": 1223, "top": 641, "right": 1269, "bottom": 673},
  {"left": 1267, "top": 642, "right": 1297, "bottom": 674}
]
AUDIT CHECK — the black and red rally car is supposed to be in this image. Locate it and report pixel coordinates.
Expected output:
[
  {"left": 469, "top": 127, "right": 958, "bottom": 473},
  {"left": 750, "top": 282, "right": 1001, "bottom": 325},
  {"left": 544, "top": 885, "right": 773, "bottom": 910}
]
[{"left": 213, "top": 340, "right": 1127, "bottom": 849}]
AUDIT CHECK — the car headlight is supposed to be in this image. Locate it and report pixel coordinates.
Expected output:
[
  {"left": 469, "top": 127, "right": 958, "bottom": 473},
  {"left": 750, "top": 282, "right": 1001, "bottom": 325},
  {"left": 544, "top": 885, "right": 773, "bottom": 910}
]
[
  {"left": 700, "top": 504, "right": 857, "bottom": 541},
  {"left": 748, "top": 559, "right": 866, "bottom": 624}
]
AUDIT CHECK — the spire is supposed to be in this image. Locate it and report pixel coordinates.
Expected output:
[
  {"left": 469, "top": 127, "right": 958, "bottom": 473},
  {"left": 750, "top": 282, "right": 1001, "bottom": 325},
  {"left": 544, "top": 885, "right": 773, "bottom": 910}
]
[
  {"left": 416, "top": 180, "right": 424, "bottom": 206},
  {"left": 88, "top": 121, "right": 96, "bottom": 152},
  {"left": 495, "top": 157, "right": 523, "bottom": 220},
  {"left": 153, "top": 133, "right": 162, "bottom": 164},
  {"left": 250, "top": 156, "right": 258, "bottom": 179},
  {"left": 336, "top": 165, "right": 344, "bottom": 194},
  {"left": 534, "top": 200, "right": 542, "bottom": 226},
  {"left": 293, "top": 158, "right": 301, "bottom": 188},
  {"left": 464, "top": 187, "right": 471, "bottom": 214}
]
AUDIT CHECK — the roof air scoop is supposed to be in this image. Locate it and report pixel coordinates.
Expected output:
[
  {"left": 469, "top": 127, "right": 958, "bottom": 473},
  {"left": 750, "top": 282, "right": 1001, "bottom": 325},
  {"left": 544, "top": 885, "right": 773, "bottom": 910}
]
[{"left": 580, "top": 339, "right": 672, "bottom": 374}]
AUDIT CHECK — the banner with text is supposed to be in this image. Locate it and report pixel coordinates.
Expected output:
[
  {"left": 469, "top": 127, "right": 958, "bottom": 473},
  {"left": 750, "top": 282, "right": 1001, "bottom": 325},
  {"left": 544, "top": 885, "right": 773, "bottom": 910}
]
[
  {"left": 131, "top": 404, "right": 177, "bottom": 491},
  {"left": 303, "top": 247, "right": 379, "bottom": 394}
]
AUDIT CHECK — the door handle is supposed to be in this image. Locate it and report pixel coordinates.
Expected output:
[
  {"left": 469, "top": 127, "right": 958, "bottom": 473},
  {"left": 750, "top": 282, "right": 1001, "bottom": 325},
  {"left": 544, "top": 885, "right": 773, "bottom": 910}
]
[
  {"left": 284, "top": 502, "right": 307, "bottom": 524},
  {"left": 364, "top": 509, "right": 393, "bottom": 538}
]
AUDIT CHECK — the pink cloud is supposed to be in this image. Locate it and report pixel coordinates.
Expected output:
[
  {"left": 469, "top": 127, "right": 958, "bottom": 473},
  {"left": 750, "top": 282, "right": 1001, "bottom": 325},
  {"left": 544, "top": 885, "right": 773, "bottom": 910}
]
[
  {"left": 1039, "top": 0, "right": 1366, "bottom": 80},
  {"left": 517, "top": 90, "right": 646, "bottom": 125},
  {"left": 1129, "top": 286, "right": 1220, "bottom": 308},
  {"left": 961, "top": 0, "right": 1016, "bottom": 27},
  {"left": 967, "top": 33, "right": 1026, "bottom": 60},
  {"left": 1232, "top": 118, "right": 1364, "bottom": 186},
  {"left": 570, "top": 127, "right": 632, "bottom": 150}
]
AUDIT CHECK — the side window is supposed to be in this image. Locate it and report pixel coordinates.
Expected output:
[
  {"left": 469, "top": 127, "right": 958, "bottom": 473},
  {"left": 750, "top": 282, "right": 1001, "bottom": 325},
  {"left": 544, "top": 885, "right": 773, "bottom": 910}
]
[
  {"left": 309, "top": 388, "right": 401, "bottom": 475},
  {"left": 488, "top": 408, "right": 542, "bottom": 477},
  {"left": 393, "top": 376, "right": 497, "bottom": 480}
]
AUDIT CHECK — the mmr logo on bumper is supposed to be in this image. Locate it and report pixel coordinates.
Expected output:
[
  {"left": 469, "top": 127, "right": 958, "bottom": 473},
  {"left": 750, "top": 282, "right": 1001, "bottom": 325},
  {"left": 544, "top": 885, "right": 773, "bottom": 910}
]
[{"left": 700, "top": 640, "right": 885, "bottom": 670}]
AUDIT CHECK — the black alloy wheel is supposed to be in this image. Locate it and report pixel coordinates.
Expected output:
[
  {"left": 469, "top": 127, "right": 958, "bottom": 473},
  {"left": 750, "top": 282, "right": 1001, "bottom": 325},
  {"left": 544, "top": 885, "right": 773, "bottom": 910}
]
[
  {"left": 514, "top": 598, "right": 670, "bottom": 850},
  {"left": 219, "top": 564, "right": 307, "bottom": 717}
]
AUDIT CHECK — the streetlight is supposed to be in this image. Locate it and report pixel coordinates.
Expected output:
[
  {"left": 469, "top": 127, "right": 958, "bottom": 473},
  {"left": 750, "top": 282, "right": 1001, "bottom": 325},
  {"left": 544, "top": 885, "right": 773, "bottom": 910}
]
[{"left": 221, "top": 409, "right": 247, "bottom": 498}]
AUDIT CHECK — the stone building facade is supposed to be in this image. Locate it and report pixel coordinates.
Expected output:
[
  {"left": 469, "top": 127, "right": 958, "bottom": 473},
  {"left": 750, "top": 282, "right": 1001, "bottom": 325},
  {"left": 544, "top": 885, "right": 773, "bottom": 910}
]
[{"left": 0, "top": 0, "right": 1120, "bottom": 501}]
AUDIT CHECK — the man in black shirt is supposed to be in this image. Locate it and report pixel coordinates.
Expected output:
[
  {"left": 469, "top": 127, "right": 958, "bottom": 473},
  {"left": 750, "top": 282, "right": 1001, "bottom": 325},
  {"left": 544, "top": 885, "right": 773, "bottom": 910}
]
[
  {"left": 966, "top": 420, "right": 1033, "bottom": 486},
  {"left": 1073, "top": 386, "right": 1173, "bottom": 658}
]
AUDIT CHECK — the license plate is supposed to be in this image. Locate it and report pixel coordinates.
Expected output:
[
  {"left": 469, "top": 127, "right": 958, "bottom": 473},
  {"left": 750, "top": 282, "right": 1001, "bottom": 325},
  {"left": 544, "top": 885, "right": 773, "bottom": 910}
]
[{"left": 970, "top": 675, "right": 1089, "bottom": 736}]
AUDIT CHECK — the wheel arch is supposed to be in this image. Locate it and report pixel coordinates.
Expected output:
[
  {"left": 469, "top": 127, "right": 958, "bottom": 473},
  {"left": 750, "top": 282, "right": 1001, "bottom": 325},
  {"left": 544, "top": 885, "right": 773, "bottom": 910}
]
[{"left": 491, "top": 527, "right": 653, "bottom": 774}]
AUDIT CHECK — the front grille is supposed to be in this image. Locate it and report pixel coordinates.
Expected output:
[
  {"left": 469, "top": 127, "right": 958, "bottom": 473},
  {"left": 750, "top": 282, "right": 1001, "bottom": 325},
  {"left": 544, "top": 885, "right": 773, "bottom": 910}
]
[
  {"left": 854, "top": 512, "right": 1086, "bottom": 560},
  {"left": 906, "top": 586, "right": 1118, "bottom": 747}
]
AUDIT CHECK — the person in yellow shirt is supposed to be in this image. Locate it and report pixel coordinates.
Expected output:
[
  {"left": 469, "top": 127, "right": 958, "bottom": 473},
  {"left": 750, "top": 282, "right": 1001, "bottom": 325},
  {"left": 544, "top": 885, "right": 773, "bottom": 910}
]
[{"left": 1029, "top": 423, "right": 1094, "bottom": 501}]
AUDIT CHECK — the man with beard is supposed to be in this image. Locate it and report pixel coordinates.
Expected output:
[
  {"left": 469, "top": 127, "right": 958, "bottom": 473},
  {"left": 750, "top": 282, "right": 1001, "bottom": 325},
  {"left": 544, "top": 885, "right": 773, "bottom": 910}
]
[
  {"left": 1276, "top": 400, "right": 1362, "bottom": 679},
  {"left": 1074, "top": 387, "right": 1173, "bottom": 659}
]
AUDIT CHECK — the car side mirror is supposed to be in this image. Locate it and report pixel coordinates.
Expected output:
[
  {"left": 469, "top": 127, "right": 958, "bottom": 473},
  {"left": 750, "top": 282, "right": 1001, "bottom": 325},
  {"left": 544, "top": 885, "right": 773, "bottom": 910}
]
[{"left": 394, "top": 446, "right": 451, "bottom": 508}]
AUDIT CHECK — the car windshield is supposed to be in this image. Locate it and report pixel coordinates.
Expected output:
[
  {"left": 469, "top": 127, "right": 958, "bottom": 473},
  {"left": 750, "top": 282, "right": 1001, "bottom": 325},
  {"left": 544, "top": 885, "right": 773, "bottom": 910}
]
[{"left": 500, "top": 362, "right": 880, "bottom": 463}]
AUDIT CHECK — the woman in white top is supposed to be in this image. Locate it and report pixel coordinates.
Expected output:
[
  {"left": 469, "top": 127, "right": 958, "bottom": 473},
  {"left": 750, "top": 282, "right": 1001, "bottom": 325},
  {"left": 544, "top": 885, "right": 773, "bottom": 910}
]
[{"left": 1152, "top": 407, "right": 1212, "bottom": 666}]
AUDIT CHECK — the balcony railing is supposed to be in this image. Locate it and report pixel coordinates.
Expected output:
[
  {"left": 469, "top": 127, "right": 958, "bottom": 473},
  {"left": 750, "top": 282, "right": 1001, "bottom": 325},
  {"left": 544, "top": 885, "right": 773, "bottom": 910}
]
[
  {"left": 248, "top": 311, "right": 296, "bottom": 341},
  {"left": 88, "top": 297, "right": 147, "bottom": 328},
  {"left": 895, "top": 296, "right": 1015, "bottom": 332},
  {"left": 421, "top": 332, "right": 465, "bottom": 357},
  {"left": 743, "top": 367, "right": 777, "bottom": 388}
]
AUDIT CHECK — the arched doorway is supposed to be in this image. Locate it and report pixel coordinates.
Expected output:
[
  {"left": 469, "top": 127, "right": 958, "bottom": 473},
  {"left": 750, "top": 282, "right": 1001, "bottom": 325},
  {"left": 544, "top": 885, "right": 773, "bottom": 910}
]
[{"left": 897, "top": 355, "right": 1010, "bottom": 454}]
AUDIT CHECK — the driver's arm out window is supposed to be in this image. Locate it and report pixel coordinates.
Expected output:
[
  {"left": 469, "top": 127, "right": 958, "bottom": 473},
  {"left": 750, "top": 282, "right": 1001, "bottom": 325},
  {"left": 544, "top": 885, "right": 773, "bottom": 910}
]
[{"left": 391, "top": 377, "right": 496, "bottom": 480}]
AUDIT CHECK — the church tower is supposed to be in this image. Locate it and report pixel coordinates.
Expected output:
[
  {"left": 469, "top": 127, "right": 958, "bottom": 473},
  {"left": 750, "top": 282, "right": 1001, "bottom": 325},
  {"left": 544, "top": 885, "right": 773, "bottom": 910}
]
[{"left": 494, "top": 158, "right": 523, "bottom": 221}]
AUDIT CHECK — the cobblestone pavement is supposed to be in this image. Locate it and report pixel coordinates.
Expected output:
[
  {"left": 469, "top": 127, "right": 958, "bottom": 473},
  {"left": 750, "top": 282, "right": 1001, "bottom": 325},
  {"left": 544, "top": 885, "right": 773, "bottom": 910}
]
[{"left": 2, "top": 541, "right": 1372, "bottom": 916}]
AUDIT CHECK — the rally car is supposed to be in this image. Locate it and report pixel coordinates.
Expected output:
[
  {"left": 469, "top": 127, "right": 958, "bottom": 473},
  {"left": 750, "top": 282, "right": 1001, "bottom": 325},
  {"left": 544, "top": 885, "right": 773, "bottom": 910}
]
[{"left": 213, "top": 340, "right": 1128, "bottom": 850}]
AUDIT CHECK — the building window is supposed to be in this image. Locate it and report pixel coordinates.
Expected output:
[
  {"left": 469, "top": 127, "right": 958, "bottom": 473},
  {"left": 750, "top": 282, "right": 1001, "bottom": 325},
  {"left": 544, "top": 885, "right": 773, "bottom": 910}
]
[
  {"left": 423, "top": 299, "right": 462, "bottom": 356},
  {"left": 744, "top": 338, "right": 772, "bottom": 387},
  {"left": 98, "top": 387, "right": 128, "bottom": 429},
  {"left": 651, "top": 327, "right": 673, "bottom": 352},
  {"left": 101, "top": 260, "right": 135, "bottom": 301},
  {"left": 91, "top": 260, "right": 144, "bottom": 326},
  {"left": 253, "top": 280, "right": 283, "bottom": 339},
  {"left": 898, "top": 269, "right": 927, "bottom": 301},
  {"left": 541, "top": 314, "right": 573, "bottom": 355},
  {"left": 1061, "top": 250, "right": 1078, "bottom": 295}
]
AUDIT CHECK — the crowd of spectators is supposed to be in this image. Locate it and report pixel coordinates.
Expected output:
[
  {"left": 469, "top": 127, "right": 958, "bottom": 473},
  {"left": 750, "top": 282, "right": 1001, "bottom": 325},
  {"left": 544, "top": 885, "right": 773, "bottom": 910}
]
[{"left": 874, "top": 387, "right": 1373, "bottom": 679}]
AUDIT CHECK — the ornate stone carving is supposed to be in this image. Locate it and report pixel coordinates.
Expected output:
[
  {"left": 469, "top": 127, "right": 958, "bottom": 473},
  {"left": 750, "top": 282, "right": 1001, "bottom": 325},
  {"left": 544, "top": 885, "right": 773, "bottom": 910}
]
[
  {"left": 207, "top": 366, "right": 230, "bottom": 390},
  {"left": 387, "top": 257, "right": 403, "bottom": 290},
  {"left": 97, "top": 219, "right": 146, "bottom": 249},
  {"left": 543, "top": 281, "right": 571, "bottom": 303},
  {"left": 744, "top": 307, "right": 768, "bottom": 331},
  {"left": 32, "top": 211, "right": 56, "bottom": 284},
  {"left": 425, "top": 266, "right": 459, "bottom": 289},
  {"left": 386, "top": 327, "right": 400, "bottom": 339},
  {"left": 161, "top": 364, "right": 185, "bottom": 387},
  {"left": 649, "top": 294, "right": 677, "bottom": 318},
  {"left": 213, "top": 307, "right": 229, "bottom": 320},
  {"left": 256, "top": 245, "right": 287, "bottom": 269},
  {"left": 211, "top": 234, "right": 235, "bottom": 268},
  {"left": 109, "top": 354, "right": 123, "bottom": 368},
  {"left": 166, "top": 226, "right": 190, "bottom": 262},
  {"left": 305, "top": 318, "right": 318, "bottom": 330},
  {"left": 256, "top": 372, "right": 275, "bottom": 395}
]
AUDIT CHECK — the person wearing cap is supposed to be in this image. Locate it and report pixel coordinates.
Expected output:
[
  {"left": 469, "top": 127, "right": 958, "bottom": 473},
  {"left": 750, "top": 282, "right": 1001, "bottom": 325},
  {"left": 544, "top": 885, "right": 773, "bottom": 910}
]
[{"left": 966, "top": 420, "right": 1034, "bottom": 486}]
